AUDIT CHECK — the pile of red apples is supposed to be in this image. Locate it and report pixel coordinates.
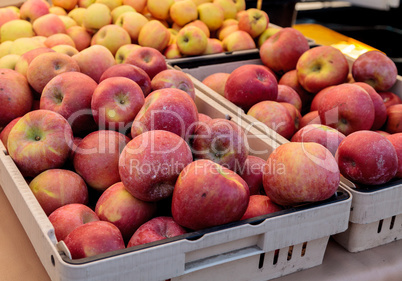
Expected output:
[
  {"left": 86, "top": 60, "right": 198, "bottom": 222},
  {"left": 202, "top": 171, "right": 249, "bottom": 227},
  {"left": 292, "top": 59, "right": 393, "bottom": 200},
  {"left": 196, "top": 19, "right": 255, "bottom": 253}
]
[{"left": 203, "top": 27, "right": 402, "bottom": 188}]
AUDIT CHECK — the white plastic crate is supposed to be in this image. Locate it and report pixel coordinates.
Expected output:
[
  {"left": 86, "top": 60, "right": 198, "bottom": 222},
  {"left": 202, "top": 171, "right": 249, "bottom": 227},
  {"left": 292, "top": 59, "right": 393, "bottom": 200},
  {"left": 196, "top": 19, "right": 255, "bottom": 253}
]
[
  {"left": 0, "top": 88, "right": 351, "bottom": 280},
  {"left": 171, "top": 52, "right": 402, "bottom": 254}
]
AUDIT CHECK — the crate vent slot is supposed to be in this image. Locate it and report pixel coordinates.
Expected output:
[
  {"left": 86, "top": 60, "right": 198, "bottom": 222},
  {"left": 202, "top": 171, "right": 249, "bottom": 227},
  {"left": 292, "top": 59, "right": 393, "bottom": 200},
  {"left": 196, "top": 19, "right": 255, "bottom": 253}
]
[
  {"left": 287, "top": 245, "right": 294, "bottom": 261},
  {"left": 377, "top": 219, "right": 384, "bottom": 233},
  {"left": 301, "top": 242, "right": 308, "bottom": 257},
  {"left": 258, "top": 253, "right": 265, "bottom": 269},
  {"left": 390, "top": 216, "right": 396, "bottom": 230},
  {"left": 273, "top": 249, "right": 279, "bottom": 265}
]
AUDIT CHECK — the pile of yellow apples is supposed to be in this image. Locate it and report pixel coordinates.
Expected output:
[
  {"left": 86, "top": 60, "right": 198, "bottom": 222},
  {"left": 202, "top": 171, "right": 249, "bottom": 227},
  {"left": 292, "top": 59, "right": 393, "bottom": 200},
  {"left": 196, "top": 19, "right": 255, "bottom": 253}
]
[{"left": 0, "top": 0, "right": 280, "bottom": 68}]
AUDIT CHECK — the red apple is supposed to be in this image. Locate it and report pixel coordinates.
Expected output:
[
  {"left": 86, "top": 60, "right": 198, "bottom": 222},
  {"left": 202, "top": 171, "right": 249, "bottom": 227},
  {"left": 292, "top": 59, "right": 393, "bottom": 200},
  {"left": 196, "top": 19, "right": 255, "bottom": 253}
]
[
  {"left": 353, "top": 82, "right": 387, "bottom": 130},
  {"left": 248, "top": 101, "right": 295, "bottom": 140},
  {"left": 260, "top": 27, "right": 310, "bottom": 76},
  {"left": 151, "top": 69, "right": 195, "bottom": 100},
  {"left": 224, "top": 64, "right": 278, "bottom": 112},
  {"left": 27, "top": 52, "right": 80, "bottom": 94},
  {"left": 95, "top": 182, "right": 157, "bottom": 241},
  {"left": 124, "top": 46, "right": 167, "bottom": 79},
  {"left": 0, "top": 117, "right": 21, "bottom": 150},
  {"left": 386, "top": 133, "right": 402, "bottom": 178},
  {"left": 73, "top": 130, "right": 130, "bottom": 192},
  {"left": 29, "top": 169, "right": 89, "bottom": 216},
  {"left": 127, "top": 216, "right": 187, "bottom": 247},
  {"left": 241, "top": 195, "right": 283, "bottom": 220},
  {"left": 296, "top": 45, "right": 349, "bottom": 94},
  {"left": 278, "top": 69, "right": 314, "bottom": 115},
  {"left": 276, "top": 84, "right": 302, "bottom": 112},
  {"left": 14, "top": 47, "right": 55, "bottom": 78},
  {"left": 263, "top": 142, "right": 340, "bottom": 206},
  {"left": 379, "top": 91, "right": 402, "bottom": 108},
  {"left": 119, "top": 130, "right": 193, "bottom": 202},
  {"left": 385, "top": 104, "right": 402, "bottom": 134},
  {"left": 202, "top": 72, "right": 230, "bottom": 97},
  {"left": 64, "top": 220, "right": 125, "bottom": 259},
  {"left": 172, "top": 159, "right": 250, "bottom": 230},
  {"left": 130, "top": 88, "right": 199, "bottom": 141},
  {"left": 352, "top": 50, "right": 398, "bottom": 92},
  {"left": 336, "top": 130, "right": 398, "bottom": 185},
  {"left": 7, "top": 109, "right": 73, "bottom": 178},
  {"left": 291, "top": 124, "right": 346, "bottom": 156},
  {"left": 40, "top": 71, "right": 98, "bottom": 136},
  {"left": 91, "top": 76, "right": 145, "bottom": 132},
  {"left": 238, "top": 155, "right": 266, "bottom": 195},
  {"left": 299, "top": 110, "right": 321, "bottom": 128},
  {"left": 191, "top": 118, "right": 249, "bottom": 172},
  {"left": 49, "top": 203, "right": 100, "bottom": 242},
  {"left": 318, "top": 83, "right": 375, "bottom": 135},
  {"left": 280, "top": 102, "right": 302, "bottom": 133},
  {"left": 99, "top": 63, "right": 152, "bottom": 97},
  {"left": 309, "top": 86, "right": 334, "bottom": 112},
  {"left": 0, "top": 69, "right": 33, "bottom": 128}
]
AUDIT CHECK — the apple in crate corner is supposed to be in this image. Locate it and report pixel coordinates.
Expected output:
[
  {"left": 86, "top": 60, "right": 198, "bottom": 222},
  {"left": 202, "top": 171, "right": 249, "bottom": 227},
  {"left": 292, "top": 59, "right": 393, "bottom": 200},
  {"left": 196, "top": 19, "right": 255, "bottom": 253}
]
[
  {"left": 202, "top": 72, "right": 230, "bottom": 97},
  {"left": 191, "top": 118, "right": 249, "bottom": 173},
  {"left": 95, "top": 182, "right": 157, "bottom": 242},
  {"left": 387, "top": 133, "right": 402, "bottom": 178},
  {"left": 0, "top": 117, "right": 21, "bottom": 150},
  {"left": 291, "top": 124, "right": 346, "bottom": 157},
  {"left": 263, "top": 142, "right": 340, "bottom": 206},
  {"left": 7, "top": 110, "right": 73, "bottom": 178},
  {"left": 352, "top": 50, "right": 398, "bottom": 92},
  {"left": 296, "top": 45, "right": 349, "bottom": 94},
  {"left": 260, "top": 27, "right": 310, "bottom": 76},
  {"left": 124, "top": 46, "right": 167, "bottom": 79},
  {"left": 91, "top": 76, "right": 145, "bottom": 132},
  {"left": 318, "top": 83, "right": 375, "bottom": 136},
  {"left": 0, "top": 69, "right": 33, "bottom": 129},
  {"left": 385, "top": 104, "right": 402, "bottom": 134},
  {"left": 224, "top": 64, "right": 278, "bottom": 112},
  {"left": 151, "top": 69, "right": 196, "bottom": 100},
  {"left": 336, "top": 130, "right": 398, "bottom": 185},
  {"left": 172, "top": 159, "right": 250, "bottom": 230},
  {"left": 29, "top": 168, "right": 89, "bottom": 216},
  {"left": 130, "top": 88, "right": 199, "bottom": 140},
  {"left": 73, "top": 130, "right": 130, "bottom": 192},
  {"left": 379, "top": 91, "right": 402, "bottom": 108},
  {"left": 127, "top": 216, "right": 187, "bottom": 247},
  {"left": 99, "top": 63, "right": 152, "bottom": 97},
  {"left": 64, "top": 221, "right": 125, "bottom": 259},
  {"left": 27, "top": 52, "right": 80, "bottom": 94},
  {"left": 49, "top": 203, "right": 100, "bottom": 242},
  {"left": 119, "top": 130, "right": 193, "bottom": 202},
  {"left": 241, "top": 195, "right": 283, "bottom": 220},
  {"left": 40, "top": 71, "right": 98, "bottom": 136}
]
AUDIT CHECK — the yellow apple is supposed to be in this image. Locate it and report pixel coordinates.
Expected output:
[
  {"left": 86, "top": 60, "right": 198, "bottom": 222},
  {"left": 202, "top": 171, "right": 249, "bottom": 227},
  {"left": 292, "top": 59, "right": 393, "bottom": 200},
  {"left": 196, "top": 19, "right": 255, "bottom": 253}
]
[
  {"left": 52, "top": 0, "right": 78, "bottom": 11},
  {"left": 170, "top": 0, "right": 198, "bottom": 27},
  {"left": 185, "top": 19, "right": 210, "bottom": 38},
  {"left": 202, "top": 38, "right": 224, "bottom": 55},
  {"left": 123, "top": 0, "right": 147, "bottom": 14},
  {"left": 147, "top": 0, "right": 174, "bottom": 20},
  {"left": 222, "top": 30, "right": 256, "bottom": 51},
  {"left": 58, "top": 15, "right": 78, "bottom": 29},
  {"left": 78, "top": 0, "right": 96, "bottom": 8},
  {"left": 218, "top": 24, "right": 239, "bottom": 41},
  {"left": 164, "top": 43, "right": 182, "bottom": 59},
  {"left": 96, "top": 0, "right": 123, "bottom": 11},
  {"left": 213, "top": 0, "right": 237, "bottom": 19},
  {"left": 197, "top": 3, "right": 225, "bottom": 31},
  {"left": 83, "top": 3, "right": 112, "bottom": 33},
  {"left": 91, "top": 24, "right": 131, "bottom": 55},
  {"left": 237, "top": 8, "right": 269, "bottom": 38},
  {"left": 114, "top": 43, "right": 141, "bottom": 63},
  {"left": 67, "top": 7, "right": 86, "bottom": 26},
  {"left": 176, "top": 25, "right": 208, "bottom": 55},
  {"left": 233, "top": 0, "right": 246, "bottom": 12},
  {"left": 0, "top": 54, "right": 20, "bottom": 69},
  {"left": 115, "top": 11, "right": 148, "bottom": 42},
  {"left": 9, "top": 37, "right": 46, "bottom": 56},
  {"left": 138, "top": 20, "right": 171, "bottom": 52},
  {"left": 1, "top": 20, "right": 35, "bottom": 43},
  {"left": 258, "top": 26, "right": 281, "bottom": 47},
  {"left": 49, "top": 6, "right": 67, "bottom": 15},
  {"left": 0, "top": 41, "right": 13, "bottom": 58},
  {"left": 111, "top": 5, "right": 136, "bottom": 23},
  {"left": 51, "top": 44, "right": 79, "bottom": 56},
  {"left": 192, "top": 0, "right": 212, "bottom": 6}
]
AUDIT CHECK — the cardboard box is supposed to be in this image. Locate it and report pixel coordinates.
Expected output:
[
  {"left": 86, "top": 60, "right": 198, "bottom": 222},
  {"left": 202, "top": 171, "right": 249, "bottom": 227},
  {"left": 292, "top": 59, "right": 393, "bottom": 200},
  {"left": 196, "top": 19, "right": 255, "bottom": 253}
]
[
  {"left": 0, "top": 88, "right": 351, "bottom": 280},
  {"left": 170, "top": 50, "right": 402, "bottom": 253}
]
